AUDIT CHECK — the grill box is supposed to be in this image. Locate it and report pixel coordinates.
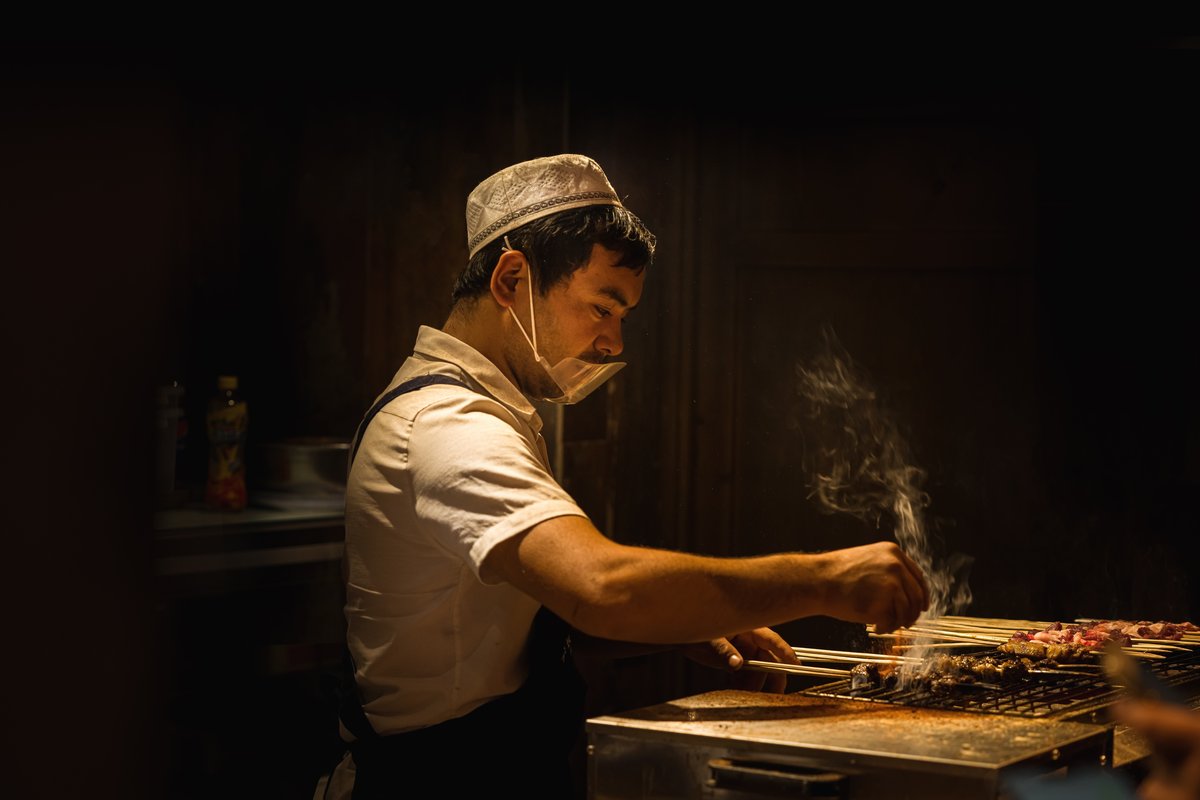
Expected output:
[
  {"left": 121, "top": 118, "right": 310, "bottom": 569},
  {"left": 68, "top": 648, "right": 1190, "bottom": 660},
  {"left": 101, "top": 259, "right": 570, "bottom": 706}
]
[{"left": 586, "top": 689, "right": 1113, "bottom": 799}]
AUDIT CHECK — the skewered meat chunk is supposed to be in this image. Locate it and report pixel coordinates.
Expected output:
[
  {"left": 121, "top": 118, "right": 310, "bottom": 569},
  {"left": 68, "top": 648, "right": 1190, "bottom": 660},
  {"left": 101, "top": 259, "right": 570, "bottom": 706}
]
[
  {"left": 850, "top": 662, "right": 879, "bottom": 690},
  {"left": 849, "top": 663, "right": 897, "bottom": 691},
  {"left": 998, "top": 639, "right": 1095, "bottom": 663}
]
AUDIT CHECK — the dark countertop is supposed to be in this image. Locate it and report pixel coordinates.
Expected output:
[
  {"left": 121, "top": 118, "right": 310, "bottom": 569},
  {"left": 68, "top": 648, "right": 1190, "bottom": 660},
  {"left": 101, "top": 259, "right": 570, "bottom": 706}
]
[{"left": 154, "top": 503, "right": 344, "bottom": 578}]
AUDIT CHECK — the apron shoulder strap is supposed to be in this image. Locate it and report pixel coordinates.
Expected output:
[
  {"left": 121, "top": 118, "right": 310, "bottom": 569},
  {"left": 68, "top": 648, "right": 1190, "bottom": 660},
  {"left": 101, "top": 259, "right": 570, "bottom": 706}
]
[{"left": 347, "top": 373, "right": 471, "bottom": 466}]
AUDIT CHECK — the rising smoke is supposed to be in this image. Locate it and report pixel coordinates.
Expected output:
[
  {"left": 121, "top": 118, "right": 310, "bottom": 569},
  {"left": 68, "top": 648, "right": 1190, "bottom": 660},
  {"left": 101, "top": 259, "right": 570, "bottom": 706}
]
[{"left": 795, "top": 326, "right": 973, "bottom": 627}]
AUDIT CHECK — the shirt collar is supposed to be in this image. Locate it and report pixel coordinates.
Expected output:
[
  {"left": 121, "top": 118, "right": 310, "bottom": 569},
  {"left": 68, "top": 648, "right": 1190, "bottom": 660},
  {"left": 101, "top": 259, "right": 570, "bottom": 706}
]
[{"left": 412, "top": 325, "right": 544, "bottom": 433}]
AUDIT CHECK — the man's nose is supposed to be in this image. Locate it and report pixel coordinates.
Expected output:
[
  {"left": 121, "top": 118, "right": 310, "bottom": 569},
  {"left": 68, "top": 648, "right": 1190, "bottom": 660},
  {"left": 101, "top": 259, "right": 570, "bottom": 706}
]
[{"left": 596, "top": 321, "right": 624, "bottom": 358}]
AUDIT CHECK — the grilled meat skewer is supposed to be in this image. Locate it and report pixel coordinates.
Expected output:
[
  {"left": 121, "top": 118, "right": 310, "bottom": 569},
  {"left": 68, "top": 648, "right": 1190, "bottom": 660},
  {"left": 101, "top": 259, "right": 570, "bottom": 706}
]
[{"left": 851, "top": 654, "right": 1035, "bottom": 694}]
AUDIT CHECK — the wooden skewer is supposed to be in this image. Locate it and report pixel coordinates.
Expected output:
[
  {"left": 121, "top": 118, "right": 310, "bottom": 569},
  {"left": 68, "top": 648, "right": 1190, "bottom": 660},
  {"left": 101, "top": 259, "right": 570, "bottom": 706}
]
[
  {"left": 888, "top": 625, "right": 1010, "bottom": 644},
  {"left": 868, "top": 623, "right": 1008, "bottom": 642},
  {"left": 882, "top": 645, "right": 1103, "bottom": 668},
  {"left": 1075, "top": 617, "right": 1200, "bottom": 629},
  {"left": 884, "top": 640, "right": 989, "bottom": 650},
  {"left": 743, "top": 660, "right": 850, "bottom": 677},
  {"left": 938, "top": 615, "right": 1056, "bottom": 629},
  {"left": 792, "top": 645, "right": 906, "bottom": 658},
  {"left": 869, "top": 628, "right": 1166, "bottom": 660},
  {"left": 932, "top": 618, "right": 1044, "bottom": 629},
  {"left": 792, "top": 653, "right": 917, "bottom": 666},
  {"left": 945, "top": 623, "right": 1200, "bottom": 647},
  {"left": 927, "top": 621, "right": 1194, "bottom": 650},
  {"left": 931, "top": 620, "right": 1195, "bottom": 651},
  {"left": 941, "top": 616, "right": 1200, "bottom": 645},
  {"left": 870, "top": 632, "right": 987, "bottom": 644},
  {"left": 933, "top": 625, "right": 1029, "bottom": 635},
  {"left": 1129, "top": 642, "right": 1192, "bottom": 652},
  {"left": 1036, "top": 662, "right": 1104, "bottom": 670},
  {"left": 958, "top": 617, "right": 1056, "bottom": 625},
  {"left": 792, "top": 646, "right": 922, "bottom": 664},
  {"left": 886, "top": 645, "right": 1098, "bottom": 668}
]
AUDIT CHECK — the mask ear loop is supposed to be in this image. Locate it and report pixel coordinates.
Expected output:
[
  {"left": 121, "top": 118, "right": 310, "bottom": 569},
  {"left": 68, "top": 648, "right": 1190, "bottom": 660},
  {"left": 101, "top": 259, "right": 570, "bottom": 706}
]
[{"left": 502, "top": 235, "right": 539, "bottom": 355}]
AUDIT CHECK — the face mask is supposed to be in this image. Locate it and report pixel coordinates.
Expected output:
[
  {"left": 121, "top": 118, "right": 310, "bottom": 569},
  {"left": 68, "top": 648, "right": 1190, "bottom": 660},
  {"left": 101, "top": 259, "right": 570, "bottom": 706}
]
[{"left": 504, "top": 237, "right": 625, "bottom": 404}]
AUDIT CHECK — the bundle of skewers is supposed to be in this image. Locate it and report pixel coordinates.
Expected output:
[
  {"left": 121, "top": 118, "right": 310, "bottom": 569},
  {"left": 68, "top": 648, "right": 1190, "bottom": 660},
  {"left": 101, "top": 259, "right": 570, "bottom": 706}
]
[
  {"left": 741, "top": 616, "right": 1197, "bottom": 692},
  {"left": 743, "top": 643, "right": 1096, "bottom": 692},
  {"left": 867, "top": 616, "right": 1199, "bottom": 663}
]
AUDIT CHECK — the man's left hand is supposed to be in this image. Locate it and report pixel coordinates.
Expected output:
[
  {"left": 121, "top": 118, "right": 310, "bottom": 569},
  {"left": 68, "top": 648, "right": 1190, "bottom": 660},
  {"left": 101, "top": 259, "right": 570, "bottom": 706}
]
[{"left": 682, "top": 627, "right": 800, "bottom": 693}]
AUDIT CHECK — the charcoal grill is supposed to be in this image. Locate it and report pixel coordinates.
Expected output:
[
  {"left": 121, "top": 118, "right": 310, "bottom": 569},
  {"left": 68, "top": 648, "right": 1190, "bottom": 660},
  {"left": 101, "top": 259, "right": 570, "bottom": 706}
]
[
  {"left": 803, "top": 646, "right": 1200, "bottom": 723},
  {"left": 586, "top": 639, "right": 1200, "bottom": 798}
]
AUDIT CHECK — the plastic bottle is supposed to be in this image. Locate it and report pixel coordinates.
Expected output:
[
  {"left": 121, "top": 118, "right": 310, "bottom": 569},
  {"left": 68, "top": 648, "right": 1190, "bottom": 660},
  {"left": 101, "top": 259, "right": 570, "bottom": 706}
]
[
  {"left": 154, "top": 381, "right": 186, "bottom": 509},
  {"left": 205, "top": 375, "right": 249, "bottom": 511}
]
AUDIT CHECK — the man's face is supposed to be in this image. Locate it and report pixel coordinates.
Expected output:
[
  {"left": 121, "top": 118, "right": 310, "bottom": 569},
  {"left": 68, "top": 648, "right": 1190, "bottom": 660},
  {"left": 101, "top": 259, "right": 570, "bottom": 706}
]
[{"left": 508, "top": 243, "right": 645, "bottom": 400}]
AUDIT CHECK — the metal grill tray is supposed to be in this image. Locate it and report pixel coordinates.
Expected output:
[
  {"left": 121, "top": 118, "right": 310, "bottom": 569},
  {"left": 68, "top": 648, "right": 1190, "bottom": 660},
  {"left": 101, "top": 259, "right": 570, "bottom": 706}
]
[{"left": 800, "top": 647, "right": 1200, "bottom": 720}]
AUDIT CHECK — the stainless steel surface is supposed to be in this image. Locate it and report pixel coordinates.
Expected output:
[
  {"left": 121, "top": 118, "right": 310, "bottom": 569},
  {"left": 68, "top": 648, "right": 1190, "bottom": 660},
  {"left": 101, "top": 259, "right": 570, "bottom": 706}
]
[
  {"left": 254, "top": 437, "right": 350, "bottom": 496},
  {"left": 153, "top": 507, "right": 345, "bottom": 576},
  {"left": 589, "top": 624, "right": 1200, "bottom": 797},
  {"left": 155, "top": 541, "right": 343, "bottom": 576},
  {"left": 587, "top": 689, "right": 1112, "bottom": 799},
  {"left": 588, "top": 637, "right": 1200, "bottom": 799}
]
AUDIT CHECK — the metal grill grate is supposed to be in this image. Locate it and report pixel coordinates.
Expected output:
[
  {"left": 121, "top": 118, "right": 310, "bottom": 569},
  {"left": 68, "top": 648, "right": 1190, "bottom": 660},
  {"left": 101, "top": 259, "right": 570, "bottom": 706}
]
[{"left": 802, "top": 648, "right": 1200, "bottom": 719}]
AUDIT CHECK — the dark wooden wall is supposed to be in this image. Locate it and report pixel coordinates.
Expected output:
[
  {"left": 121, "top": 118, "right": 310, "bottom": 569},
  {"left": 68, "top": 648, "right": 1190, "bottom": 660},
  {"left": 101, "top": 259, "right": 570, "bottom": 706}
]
[
  {"left": 9, "top": 39, "right": 1199, "bottom": 798},
  {"left": 569, "top": 49, "right": 1200, "bottom": 708}
]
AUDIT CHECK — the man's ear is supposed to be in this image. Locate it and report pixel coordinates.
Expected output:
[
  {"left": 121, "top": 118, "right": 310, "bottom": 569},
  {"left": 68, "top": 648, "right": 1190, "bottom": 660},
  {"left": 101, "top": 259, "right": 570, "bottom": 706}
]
[{"left": 489, "top": 250, "right": 527, "bottom": 310}]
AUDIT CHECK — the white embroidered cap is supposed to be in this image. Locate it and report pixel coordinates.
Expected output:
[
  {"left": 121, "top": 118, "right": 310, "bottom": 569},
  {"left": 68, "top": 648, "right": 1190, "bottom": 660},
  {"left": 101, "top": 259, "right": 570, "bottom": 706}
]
[{"left": 465, "top": 154, "right": 624, "bottom": 258}]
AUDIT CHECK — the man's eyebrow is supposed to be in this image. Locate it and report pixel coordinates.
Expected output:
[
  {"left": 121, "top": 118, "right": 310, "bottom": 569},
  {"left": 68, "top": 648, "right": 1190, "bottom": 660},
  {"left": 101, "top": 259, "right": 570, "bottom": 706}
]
[{"left": 598, "top": 286, "right": 638, "bottom": 311}]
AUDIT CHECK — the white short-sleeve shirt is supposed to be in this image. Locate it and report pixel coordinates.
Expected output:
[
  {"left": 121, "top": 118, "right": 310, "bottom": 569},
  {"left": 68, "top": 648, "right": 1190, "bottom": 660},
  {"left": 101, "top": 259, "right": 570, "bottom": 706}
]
[{"left": 343, "top": 325, "right": 588, "bottom": 736}]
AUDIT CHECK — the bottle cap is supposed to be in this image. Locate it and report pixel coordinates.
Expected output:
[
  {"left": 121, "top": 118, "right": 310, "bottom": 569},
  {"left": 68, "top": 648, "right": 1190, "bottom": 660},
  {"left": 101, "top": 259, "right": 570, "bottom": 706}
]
[
  {"left": 217, "top": 375, "right": 238, "bottom": 391},
  {"left": 157, "top": 383, "right": 184, "bottom": 406}
]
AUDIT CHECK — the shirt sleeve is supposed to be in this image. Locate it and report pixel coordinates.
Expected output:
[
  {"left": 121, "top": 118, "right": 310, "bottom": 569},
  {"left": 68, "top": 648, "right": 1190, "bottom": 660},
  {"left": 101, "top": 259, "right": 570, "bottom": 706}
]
[{"left": 406, "top": 393, "right": 588, "bottom": 582}]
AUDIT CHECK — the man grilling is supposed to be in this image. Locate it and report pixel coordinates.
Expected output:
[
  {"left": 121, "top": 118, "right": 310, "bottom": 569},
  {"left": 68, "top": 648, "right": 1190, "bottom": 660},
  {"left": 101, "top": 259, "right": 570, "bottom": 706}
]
[{"left": 328, "top": 154, "right": 930, "bottom": 798}]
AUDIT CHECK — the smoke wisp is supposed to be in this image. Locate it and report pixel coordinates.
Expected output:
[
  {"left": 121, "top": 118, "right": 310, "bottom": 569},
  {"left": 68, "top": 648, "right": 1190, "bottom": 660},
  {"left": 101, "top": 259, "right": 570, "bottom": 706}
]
[{"left": 796, "top": 327, "right": 973, "bottom": 674}]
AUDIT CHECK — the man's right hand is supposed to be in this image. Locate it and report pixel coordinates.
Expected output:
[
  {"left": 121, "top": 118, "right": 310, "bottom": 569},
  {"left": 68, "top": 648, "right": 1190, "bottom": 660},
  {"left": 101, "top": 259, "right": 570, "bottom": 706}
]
[{"left": 816, "top": 541, "right": 930, "bottom": 633}]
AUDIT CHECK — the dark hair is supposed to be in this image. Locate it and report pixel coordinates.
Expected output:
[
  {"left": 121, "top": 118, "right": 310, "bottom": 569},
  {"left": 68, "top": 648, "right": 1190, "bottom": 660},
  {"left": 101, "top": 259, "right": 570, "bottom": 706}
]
[{"left": 450, "top": 204, "right": 657, "bottom": 303}]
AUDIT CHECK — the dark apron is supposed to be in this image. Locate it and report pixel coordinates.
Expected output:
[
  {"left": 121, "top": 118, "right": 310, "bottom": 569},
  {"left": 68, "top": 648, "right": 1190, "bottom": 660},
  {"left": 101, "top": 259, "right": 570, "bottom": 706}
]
[{"left": 339, "top": 374, "right": 587, "bottom": 798}]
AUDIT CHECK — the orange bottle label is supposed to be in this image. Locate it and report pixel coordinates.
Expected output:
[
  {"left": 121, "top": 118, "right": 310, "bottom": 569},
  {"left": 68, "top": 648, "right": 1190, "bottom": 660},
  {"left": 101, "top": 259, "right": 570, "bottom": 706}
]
[{"left": 206, "top": 402, "right": 248, "bottom": 510}]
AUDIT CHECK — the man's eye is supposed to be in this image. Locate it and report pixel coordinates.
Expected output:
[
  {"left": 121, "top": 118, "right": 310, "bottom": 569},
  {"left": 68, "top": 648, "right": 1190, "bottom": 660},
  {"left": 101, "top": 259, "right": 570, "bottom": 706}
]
[{"left": 595, "top": 305, "right": 612, "bottom": 318}]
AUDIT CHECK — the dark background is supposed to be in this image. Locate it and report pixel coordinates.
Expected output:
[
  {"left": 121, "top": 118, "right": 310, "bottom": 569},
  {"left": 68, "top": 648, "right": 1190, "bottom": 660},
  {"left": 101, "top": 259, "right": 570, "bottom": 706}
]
[{"left": 6, "top": 37, "right": 1198, "bottom": 798}]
